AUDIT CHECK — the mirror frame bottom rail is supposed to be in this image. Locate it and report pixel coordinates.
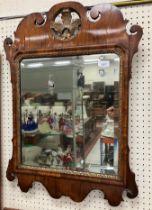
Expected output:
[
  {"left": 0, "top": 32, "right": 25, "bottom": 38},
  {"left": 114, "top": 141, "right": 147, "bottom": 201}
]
[{"left": 4, "top": 2, "right": 143, "bottom": 206}]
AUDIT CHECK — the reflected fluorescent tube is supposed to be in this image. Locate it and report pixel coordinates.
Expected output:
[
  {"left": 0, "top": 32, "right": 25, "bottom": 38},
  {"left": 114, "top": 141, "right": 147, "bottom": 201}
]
[
  {"left": 27, "top": 63, "right": 44, "bottom": 68},
  {"left": 83, "top": 59, "right": 98, "bottom": 64},
  {"left": 54, "top": 61, "right": 71, "bottom": 66}
]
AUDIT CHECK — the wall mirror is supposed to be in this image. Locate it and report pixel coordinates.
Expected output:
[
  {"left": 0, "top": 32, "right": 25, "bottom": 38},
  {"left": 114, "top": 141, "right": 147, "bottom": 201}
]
[{"left": 4, "top": 2, "right": 142, "bottom": 206}]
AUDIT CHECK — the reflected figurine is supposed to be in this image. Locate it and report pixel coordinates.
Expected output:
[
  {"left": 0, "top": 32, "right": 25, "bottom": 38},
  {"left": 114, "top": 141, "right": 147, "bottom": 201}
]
[
  {"left": 101, "top": 106, "right": 115, "bottom": 166},
  {"left": 53, "top": 112, "right": 58, "bottom": 130},
  {"left": 77, "top": 71, "right": 85, "bottom": 98},
  {"left": 102, "top": 106, "right": 114, "bottom": 138},
  {"left": 59, "top": 114, "right": 65, "bottom": 131},
  {"left": 62, "top": 145, "right": 73, "bottom": 168},
  {"left": 47, "top": 112, "right": 54, "bottom": 129},
  {"left": 22, "top": 112, "right": 39, "bottom": 144},
  {"left": 48, "top": 74, "right": 55, "bottom": 95},
  {"left": 77, "top": 72, "right": 85, "bottom": 88},
  {"left": 22, "top": 112, "right": 38, "bottom": 133}
]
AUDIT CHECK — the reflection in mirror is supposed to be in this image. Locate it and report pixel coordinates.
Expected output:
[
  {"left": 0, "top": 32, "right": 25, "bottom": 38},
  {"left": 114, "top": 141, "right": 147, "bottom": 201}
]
[{"left": 20, "top": 53, "right": 120, "bottom": 176}]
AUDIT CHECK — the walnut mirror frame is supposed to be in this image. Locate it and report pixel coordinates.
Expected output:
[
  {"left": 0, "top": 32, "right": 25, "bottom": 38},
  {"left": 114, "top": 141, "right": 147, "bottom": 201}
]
[{"left": 4, "top": 2, "right": 143, "bottom": 206}]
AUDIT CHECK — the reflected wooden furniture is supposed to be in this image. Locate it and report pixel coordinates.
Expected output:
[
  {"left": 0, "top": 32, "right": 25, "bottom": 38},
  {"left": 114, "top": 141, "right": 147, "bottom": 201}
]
[
  {"left": 101, "top": 136, "right": 115, "bottom": 166},
  {"left": 76, "top": 120, "right": 101, "bottom": 160}
]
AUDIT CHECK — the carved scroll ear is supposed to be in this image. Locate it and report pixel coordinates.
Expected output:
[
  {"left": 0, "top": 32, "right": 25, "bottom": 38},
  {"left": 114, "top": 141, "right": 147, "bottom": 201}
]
[
  {"left": 129, "top": 25, "right": 143, "bottom": 53},
  {"left": 128, "top": 25, "right": 143, "bottom": 78},
  {"left": 4, "top": 38, "right": 13, "bottom": 61}
]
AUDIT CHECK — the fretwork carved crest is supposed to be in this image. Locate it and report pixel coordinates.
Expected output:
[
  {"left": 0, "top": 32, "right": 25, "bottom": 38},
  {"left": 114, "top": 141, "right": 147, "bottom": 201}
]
[{"left": 51, "top": 9, "right": 81, "bottom": 40}]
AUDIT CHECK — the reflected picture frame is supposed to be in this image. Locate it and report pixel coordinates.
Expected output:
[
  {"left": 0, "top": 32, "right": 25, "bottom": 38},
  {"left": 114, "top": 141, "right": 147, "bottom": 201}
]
[
  {"left": 99, "top": 69, "right": 106, "bottom": 77},
  {"left": 4, "top": 2, "right": 143, "bottom": 206}
]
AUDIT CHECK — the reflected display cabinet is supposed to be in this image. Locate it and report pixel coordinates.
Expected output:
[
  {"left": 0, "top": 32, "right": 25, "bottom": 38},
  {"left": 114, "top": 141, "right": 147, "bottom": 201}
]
[{"left": 4, "top": 2, "right": 143, "bottom": 206}]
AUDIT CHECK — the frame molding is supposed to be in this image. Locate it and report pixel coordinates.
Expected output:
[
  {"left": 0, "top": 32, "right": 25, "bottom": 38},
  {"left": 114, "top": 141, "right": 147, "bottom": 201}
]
[{"left": 4, "top": 2, "right": 143, "bottom": 206}]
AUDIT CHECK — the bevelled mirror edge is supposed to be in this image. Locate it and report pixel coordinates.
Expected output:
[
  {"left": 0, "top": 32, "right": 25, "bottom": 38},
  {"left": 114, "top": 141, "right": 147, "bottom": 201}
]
[{"left": 4, "top": 2, "right": 143, "bottom": 206}]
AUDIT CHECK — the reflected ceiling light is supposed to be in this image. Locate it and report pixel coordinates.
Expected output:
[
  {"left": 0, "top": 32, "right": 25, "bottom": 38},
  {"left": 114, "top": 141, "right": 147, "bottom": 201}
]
[
  {"left": 54, "top": 60, "right": 71, "bottom": 66},
  {"left": 83, "top": 59, "right": 98, "bottom": 64},
  {"left": 27, "top": 63, "right": 44, "bottom": 68}
]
